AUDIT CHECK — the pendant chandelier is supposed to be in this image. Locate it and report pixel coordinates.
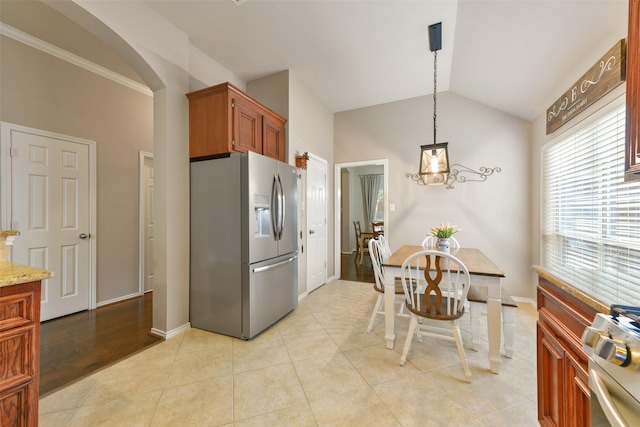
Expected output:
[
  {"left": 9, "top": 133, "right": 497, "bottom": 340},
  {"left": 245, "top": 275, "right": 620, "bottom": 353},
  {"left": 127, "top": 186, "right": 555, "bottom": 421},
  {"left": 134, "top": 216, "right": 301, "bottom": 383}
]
[{"left": 407, "top": 22, "right": 500, "bottom": 189}]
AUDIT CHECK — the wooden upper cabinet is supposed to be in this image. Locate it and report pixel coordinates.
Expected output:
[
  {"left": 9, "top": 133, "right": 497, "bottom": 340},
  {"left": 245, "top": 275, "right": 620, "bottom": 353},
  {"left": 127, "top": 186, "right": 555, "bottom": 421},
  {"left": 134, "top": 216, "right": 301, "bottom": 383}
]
[
  {"left": 625, "top": 0, "right": 640, "bottom": 179},
  {"left": 262, "top": 114, "right": 286, "bottom": 161},
  {"left": 233, "top": 96, "right": 262, "bottom": 154},
  {"left": 186, "top": 82, "right": 287, "bottom": 162}
]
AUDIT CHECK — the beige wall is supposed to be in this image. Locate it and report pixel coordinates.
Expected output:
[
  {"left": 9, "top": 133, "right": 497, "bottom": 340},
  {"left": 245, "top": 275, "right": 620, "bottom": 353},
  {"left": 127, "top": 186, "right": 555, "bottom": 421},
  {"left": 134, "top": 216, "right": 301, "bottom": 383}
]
[
  {"left": 0, "top": 35, "right": 153, "bottom": 304},
  {"left": 248, "top": 70, "right": 336, "bottom": 293},
  {"left": 335, "top": 91, "right": 532, "bottom": 300},
  {"left": 288, "top": 72, "right": 335, "bottom": 288}
]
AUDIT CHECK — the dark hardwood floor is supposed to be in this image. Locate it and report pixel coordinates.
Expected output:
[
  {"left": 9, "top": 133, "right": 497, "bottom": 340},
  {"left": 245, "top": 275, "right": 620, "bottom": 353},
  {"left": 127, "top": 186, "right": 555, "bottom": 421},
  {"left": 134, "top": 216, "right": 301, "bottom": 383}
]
[
  {"left": 39, "top": 256, "right": 370, "bottom": 397},
  {"left": 39, "top": 292, "right": 160, "bottom": 397},
  {"left": 340, "top": 252, "right": 375, "bottom": 283}
]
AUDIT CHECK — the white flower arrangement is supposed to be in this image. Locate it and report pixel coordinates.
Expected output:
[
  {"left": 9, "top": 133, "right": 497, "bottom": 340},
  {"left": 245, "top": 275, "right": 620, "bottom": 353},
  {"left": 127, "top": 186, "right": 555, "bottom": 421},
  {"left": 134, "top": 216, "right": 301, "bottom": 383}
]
[{"left": 430, "top": 223, "right": 461, "bottom": 239}]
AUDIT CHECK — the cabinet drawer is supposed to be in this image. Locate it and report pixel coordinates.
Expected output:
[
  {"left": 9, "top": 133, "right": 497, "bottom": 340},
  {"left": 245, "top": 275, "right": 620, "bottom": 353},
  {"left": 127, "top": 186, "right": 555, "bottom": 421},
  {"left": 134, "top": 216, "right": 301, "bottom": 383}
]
[
  {"left": 0, "top": 326, "right": 35, "bottom": 383},
  {"left": 0, "top": 292, "right": 36, "bottom": 332}
]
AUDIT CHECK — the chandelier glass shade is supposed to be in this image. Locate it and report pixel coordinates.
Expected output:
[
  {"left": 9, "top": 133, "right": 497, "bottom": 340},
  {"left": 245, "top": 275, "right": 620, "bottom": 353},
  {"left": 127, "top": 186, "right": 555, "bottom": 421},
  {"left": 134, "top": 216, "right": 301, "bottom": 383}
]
[{"left": 419, "top": 142, "right": 449, "bottom": 176}]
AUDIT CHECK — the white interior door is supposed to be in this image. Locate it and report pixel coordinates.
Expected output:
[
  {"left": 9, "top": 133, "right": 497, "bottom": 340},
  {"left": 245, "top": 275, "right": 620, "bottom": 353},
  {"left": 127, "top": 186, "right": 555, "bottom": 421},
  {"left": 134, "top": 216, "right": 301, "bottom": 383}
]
[
  {"left": 140, "top": 152, "right": 154, "bottom": 293},
  {"left": 306, "top": 154, "right": 327, "bottom": 293},
  {"left": 4, "top": 124, "right": 94, "bottom": 321}
]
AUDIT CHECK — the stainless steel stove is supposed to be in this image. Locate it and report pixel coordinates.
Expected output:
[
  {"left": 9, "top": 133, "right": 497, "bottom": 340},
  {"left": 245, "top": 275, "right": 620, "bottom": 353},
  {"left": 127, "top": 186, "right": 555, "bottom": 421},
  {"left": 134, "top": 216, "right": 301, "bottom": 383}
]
[{"left": 582, "top": 305, "right": 640, "bottom": 426}]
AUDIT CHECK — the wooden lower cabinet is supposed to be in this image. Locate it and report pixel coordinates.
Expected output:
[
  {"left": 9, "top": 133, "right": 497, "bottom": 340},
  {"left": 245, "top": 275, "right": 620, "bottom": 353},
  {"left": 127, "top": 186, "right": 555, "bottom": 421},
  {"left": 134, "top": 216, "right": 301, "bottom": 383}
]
[
  {"left": 0, "top": 280, "right": 42, "bottom": 427},
  {"left": 536, "top": 277, "right": 598, "bottom": 427}
]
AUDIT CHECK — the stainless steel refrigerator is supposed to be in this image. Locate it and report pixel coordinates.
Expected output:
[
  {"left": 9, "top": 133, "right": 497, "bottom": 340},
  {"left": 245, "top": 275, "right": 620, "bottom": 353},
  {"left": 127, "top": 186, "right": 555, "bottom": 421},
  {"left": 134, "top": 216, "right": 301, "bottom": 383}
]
[{"left": 190, "top": 151, "right": 298, "bottom": 339}]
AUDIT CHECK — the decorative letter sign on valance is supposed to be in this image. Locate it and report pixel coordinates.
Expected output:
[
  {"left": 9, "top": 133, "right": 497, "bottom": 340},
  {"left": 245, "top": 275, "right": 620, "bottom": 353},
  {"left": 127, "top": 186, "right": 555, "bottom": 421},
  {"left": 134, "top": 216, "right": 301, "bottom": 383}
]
[{"left": 546, "top": 39, "right": 626, "bottom": 135}]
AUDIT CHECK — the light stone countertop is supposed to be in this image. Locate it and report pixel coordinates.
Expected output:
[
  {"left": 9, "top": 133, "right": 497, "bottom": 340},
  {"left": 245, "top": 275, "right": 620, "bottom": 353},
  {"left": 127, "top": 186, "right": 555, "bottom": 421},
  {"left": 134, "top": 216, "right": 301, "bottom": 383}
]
[
  {"left": 0, "top": 261, "right": 54, "bottom": 288},
  {"left": 534, "top": 265, "right": 609, "bottom": 313}
]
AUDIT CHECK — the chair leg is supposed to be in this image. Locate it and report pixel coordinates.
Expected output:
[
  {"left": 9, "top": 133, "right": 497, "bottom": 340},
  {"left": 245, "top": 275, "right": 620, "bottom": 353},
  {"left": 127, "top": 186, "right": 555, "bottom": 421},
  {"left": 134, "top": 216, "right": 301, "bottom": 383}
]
[
  {"left": 367, "top": 294, "right": 384, "bottom": 333},
  {"left": 503, "top": 306, "right": 516, "bottom": 358},
  {"left": 452, "top": 320, "right": 472, "bottom": 382},
  {"left": 400, "top": 314, "right": 418, "bottom": 366},
  {"left": 470, "top": 301, "right": 481, "bottom": 351},
  {"left": 359, "top": 239, "right": 365, "bottom": 264}
]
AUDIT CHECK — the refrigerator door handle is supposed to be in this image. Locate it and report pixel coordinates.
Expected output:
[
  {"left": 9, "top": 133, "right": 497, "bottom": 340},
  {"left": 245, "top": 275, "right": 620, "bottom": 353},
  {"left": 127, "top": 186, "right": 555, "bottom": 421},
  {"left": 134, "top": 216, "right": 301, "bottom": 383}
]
[
  {"left": 253, "top": 255, "right": 298, "bottom": 273},
  {"left": 277, "top": 174, "right": 285, "bottom": 240},
  {"left": 271, "top": 174, "right": 279, "bottom": 239}
]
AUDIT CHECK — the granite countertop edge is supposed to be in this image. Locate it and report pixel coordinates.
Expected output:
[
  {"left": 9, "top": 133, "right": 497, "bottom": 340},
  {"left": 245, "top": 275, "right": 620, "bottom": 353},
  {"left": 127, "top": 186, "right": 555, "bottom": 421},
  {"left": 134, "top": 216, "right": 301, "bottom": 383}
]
[
  {"left": 0, "top": 261, "right": 54, "bottom": 288},
  {"left": 533, "top": 265, "right": 609, "bottom": 314}
]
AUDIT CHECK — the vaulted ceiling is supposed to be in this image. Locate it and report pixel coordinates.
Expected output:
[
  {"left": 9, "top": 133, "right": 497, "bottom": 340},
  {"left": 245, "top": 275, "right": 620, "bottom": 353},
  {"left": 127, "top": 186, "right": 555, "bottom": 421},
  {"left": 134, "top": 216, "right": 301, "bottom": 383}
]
[
  {"left": 2, "top": 1, "right": 628, "bottom": 122},
  {"left": 144, "top": 0, "right": 628, "bottom": 121}
]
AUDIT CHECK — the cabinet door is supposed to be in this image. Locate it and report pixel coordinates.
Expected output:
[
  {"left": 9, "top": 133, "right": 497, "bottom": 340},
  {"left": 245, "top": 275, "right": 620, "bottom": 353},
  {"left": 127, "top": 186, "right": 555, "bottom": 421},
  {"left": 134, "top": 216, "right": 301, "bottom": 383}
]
[
  {"left": 232, "top": 98, "right": 262, "bottom": 154},
  {"left": 262, "top": 115, "right": 286, "bottom": 162},
  {"left": 537, "top": 322, "right": 564, "bottom": 427},
  {"left": 0, "top": 382, "right": 36, "bottom": 427},
  {"left": 564, "top": 351, "right": 591, "bottom": 427},
  {"left": 626, "top": 0, "right": 640, "bottom": 179}
]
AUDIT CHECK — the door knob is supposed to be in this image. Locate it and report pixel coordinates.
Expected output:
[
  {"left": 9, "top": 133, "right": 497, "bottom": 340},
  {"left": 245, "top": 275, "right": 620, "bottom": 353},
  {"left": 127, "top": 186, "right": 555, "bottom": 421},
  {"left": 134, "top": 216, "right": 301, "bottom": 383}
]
[
  {"left": 79, "top": 233, "right": 90, "bottom": 239},
  {"left": 309, "top": 230, "right": 315, "bottom": 235}
]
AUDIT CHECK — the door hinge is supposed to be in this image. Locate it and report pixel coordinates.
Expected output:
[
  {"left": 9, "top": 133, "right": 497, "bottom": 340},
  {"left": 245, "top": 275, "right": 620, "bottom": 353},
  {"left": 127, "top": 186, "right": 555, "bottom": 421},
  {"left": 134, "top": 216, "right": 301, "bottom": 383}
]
[
  {"left": 232, "top": 139, "right": 235, "bottom": 147},
  {"left": 231, "top": 101, "right": 235, "bottom": 108},
  {"left": 9, "top": 147, "right": 17, "bottom": 157}
]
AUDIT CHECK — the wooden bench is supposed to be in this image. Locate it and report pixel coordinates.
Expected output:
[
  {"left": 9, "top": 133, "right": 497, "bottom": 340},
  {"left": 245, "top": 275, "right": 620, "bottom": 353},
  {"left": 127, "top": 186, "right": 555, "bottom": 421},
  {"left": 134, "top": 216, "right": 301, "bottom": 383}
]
[{"left": 467, "top": 286, "right": 518, "bottom": 358}]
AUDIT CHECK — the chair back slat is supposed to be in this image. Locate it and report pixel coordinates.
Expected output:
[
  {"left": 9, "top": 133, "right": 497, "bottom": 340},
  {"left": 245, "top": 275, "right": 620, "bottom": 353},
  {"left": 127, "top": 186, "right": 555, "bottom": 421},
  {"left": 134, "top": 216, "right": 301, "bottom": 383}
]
[
  {"left": 368, "top": 238, "right": 385, "bottom": 292},
  {"left": 376, "top": 234, "right": 392, "bottom": 259},
  {"left": 400, "top": 250, "right": 471, "bottom": 319}
]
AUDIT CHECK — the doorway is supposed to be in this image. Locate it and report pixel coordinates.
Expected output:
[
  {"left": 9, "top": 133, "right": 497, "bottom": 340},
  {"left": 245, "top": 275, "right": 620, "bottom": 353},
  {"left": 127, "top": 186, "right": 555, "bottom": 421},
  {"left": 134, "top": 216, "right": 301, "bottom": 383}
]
[
  {"left": 306, "top": 153, "right": 328, "bottom": 293},
  {"left": 139, "top": 151, "right": 154, "bottom": 294},
  {"left": 334, "top": 159, "right": 388, "bottom": 280}
]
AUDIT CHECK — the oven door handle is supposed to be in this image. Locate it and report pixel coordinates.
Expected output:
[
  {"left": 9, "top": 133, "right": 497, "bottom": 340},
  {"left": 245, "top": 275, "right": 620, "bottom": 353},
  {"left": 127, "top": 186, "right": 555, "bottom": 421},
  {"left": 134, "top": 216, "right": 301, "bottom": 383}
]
[{"left": 590, "top": 368, "right": 628, "bottom": 427}]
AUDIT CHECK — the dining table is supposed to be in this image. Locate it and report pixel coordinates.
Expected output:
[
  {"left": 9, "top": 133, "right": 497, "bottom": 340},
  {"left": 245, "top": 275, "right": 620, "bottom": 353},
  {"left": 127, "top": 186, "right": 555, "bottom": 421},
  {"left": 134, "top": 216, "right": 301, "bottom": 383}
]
[{"left": 382, "top": 245, "right": 506, "bottom": 374}]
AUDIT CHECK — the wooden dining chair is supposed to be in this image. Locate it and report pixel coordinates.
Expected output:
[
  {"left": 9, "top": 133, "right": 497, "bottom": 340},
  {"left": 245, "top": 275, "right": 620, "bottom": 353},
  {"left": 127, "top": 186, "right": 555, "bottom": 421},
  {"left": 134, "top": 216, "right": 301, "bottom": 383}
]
[
  {"left": 353, "top": 220, "right": 372, "bottom": 265},
  {"left": 399, "top": 250, "right": 472, "bottom": 381},
  {"left": 419, "top": 235, "right": 516, "bottom": 357},
  {"left": 366, "top": 238, "right": 409, "bottom": 333},
  {"left": 371, "top": 221, "right": 384, "bottom": 238}
]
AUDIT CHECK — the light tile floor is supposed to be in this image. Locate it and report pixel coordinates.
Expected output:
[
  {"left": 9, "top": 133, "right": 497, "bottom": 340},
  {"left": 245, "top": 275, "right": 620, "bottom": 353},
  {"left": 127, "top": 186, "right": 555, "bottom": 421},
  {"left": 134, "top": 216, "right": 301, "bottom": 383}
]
[{"left": 39, "top": 279, "right": 539, "bottom": 426}]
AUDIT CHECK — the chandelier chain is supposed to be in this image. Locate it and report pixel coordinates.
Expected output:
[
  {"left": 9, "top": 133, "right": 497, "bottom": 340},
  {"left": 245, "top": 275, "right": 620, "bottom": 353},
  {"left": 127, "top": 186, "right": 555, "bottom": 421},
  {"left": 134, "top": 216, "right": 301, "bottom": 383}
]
[{"left": 433, "top": 50, "right": 437, "bottom": 143}]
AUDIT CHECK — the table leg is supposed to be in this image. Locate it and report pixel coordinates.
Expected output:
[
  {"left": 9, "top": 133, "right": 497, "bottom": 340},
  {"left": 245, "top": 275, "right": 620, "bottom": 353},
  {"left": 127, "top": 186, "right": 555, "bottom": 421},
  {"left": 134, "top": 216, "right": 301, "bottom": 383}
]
[
  {"left": 383, "top": 270, "right": 396, "bottom": 349},
  {"left": 486, "top": 278, "right": 502, "bottom": 373}
]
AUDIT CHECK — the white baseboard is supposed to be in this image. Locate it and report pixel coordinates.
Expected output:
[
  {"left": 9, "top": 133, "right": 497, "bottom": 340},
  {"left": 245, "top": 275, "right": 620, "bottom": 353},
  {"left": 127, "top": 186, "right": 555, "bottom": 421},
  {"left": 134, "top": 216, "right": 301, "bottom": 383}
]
[
  {"left": 96, "top": 292, "right": 141, "bottom": 308},
  {"left": 298, "top": 292, "right": 308, "bottom": 302},
  {"left": 150, "top": 322, "right": 191, "bottom": 340},
  {"left": 512, "top": 296, "right": 536, "bottom": 308}
]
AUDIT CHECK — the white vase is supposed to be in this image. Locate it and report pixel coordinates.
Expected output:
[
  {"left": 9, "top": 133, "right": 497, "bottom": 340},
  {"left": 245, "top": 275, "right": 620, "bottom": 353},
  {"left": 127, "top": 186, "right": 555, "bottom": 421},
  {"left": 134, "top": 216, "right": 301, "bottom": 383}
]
[{"left": 436, "top": 237, "right": 450, "bottom": 253}]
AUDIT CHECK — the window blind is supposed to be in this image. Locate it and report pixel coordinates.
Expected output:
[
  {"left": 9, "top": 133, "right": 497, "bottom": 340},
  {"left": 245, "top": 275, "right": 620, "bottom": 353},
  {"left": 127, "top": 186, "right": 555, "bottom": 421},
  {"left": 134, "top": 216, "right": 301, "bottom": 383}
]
[{"left": 542, "top": 103, "right": 640, "bottom": 306}]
